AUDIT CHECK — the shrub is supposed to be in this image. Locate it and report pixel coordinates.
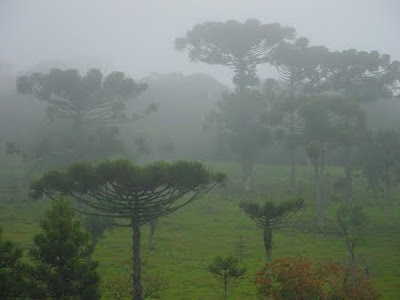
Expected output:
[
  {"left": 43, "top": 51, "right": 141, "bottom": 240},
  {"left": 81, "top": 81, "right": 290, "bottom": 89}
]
[{"left": 255, "top": 257, "right": 379, "bottom": 300}]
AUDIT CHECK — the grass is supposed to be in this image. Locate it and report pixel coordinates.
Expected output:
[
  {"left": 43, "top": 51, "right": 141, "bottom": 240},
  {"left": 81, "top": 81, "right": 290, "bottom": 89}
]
[{"left": 1, "top": 162, "right": 400, "bottom": 299}]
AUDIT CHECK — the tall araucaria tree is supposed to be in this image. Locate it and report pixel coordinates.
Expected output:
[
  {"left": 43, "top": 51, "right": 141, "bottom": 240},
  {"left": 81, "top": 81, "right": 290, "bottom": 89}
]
[
  {"left": 328, "top": 98, "right": 366, "bottom": 200},
  {"left": 176, "top": 19, "right": 292, "bottom": 190},
  {"left": 207, "top": 91, "right": 271, "bottom": 191},
  {"left": 326, "top": 49, "right": 398, "bottom": 101},
  {"left": 269, "top": 41, "right": 396, "bottom": 191},
  {"left": 269, "top": 38, "right": 330, "bottom": 189},
  {"left": 17, "top": 68, "right": 152, "bottom": 163},
  {"left": 17, "top": 68, "right": 148, "bottom": 125},
  {"left": 274, "top": 46, "right": 398, "bottom": 100},
  {"left": 30, "top": 159, "right": 226, "bottom": 300},
  {"left": 298, "top": 95, "right": 345, "bottom": 227},
  {"left": 175, "top": 19, "right": 295, "bottom": 92}
]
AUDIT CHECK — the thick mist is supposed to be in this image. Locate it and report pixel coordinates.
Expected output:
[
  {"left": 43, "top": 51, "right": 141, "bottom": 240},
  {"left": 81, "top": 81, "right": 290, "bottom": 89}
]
[
  {"left": 1, "top": 2, "right": 400, "bottom": 300},
  {"left": 1, "top": 0, "right": 399, "bottom": 83}
]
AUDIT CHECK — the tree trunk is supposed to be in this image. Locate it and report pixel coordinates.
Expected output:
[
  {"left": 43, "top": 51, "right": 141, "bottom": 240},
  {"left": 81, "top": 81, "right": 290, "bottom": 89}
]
[
  {"left": 131, "top": 215, "right": 143, "bottom": 300},
  {"left": 344, "top": 145, "right": 353, "bottom": 201},
  {"left": 263, "top": 224, "right": 272, "bottom": 261},
  {"left": 223, "top": 273, "right": 228, "bottom": 300},
  {"left": 236, "top": 232, "right": 244, "bottom": 263},
  {"left": 346, "top": 238, "right": 356, "bottom": 266},
  {"left": 289, "top": 147, "right": 296, "bottom": 190},
  {"left": 320, "top": 147, "right": 325, "bottom": 222},
  {"left": 315, "top": 162, "right": 324, "bottom": 228},
  {"left": 74, "top": 114, "right": 85, "bottom": 161},
  {"left": 235, "top": 63, "right": 246, "bottom": 93},
  {"left": 242, "top": 159, "right": 253, "bottom": 192},
  {"left": 288, "top": 98, "right": 296, "bottom": 190},
  {"left": 386, "top": 176, "right": 391, "bottom": 203},
  {"left": 57, "top": 267, "right": 67, "bottom": 299}
]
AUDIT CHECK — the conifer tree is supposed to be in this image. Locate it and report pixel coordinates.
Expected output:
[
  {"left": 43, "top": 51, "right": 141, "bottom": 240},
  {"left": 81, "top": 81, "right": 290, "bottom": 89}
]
[{"left": 29, "top": 200, "right": 100, "bottom": 300}]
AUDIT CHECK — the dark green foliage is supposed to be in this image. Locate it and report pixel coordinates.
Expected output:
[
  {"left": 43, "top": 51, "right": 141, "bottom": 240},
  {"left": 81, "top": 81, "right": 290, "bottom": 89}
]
[
  {"left": 31, "top": 159, "right": 227, "bottom": 222},
  {"left": 29, "top": 200, "right": 100, "bottom": 300},
  {"left": 176, "top": 19, "right": 294, "bottom": 90},
  {"left": 207, "top": 256, "right": 246, "bottom": 300},
  {"left": 0, "top": 227, "right": 29, "bottom": 298},
  {"left": 240, "top": 198, "right": 304, "bottom": 260}
]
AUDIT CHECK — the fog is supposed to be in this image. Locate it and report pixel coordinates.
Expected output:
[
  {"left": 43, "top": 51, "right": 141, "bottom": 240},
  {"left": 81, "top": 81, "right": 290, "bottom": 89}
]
[
  {"left": 1, "top": 2, "right": 400, "bottom": 300},
  {"left": 1, "top": 0, "right": 399, "bottom": 84}
]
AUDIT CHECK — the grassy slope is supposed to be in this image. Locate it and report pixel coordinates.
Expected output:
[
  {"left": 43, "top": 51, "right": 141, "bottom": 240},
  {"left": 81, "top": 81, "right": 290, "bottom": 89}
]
[{"left": 1, "top": 163, "right": 399, "bottom": 299}]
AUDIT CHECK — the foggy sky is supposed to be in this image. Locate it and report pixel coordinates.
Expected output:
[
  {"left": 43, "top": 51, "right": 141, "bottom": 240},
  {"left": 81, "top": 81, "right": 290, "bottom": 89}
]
[{"left": 1, "top": 0, "right": 399, "bottom": 85}]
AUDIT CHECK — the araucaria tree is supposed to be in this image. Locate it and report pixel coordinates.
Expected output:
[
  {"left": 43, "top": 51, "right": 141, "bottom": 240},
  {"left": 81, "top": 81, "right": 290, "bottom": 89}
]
[
  {"left": 17, "top": 68, "right": 148, "bottom": 125},
  {"left": 270, "top": 42, "right": 398, "bottom": 192},
  {"left": 29, "top": 200, "right": 100, "bottom": 299},
  {"left": 329, "top": 98, "right": 366, "bottom": 200},
  {"left": 207, "top": 91, "right": 270, "bottom": 191},
  {"left": 176, "top": 19, "right": 291, "bottom": 190},
  {"left": 207, "top": 256, "right": 246, "bottom": 300},
  {"left": 326, "top": 49, "right": 398, "bottom": 101},
  {"left": 336, "top": 204, "right": 367, "bottom": 265},
  {"left": 30, "top": 159, "right": 226, "bottom": 300},
  {"left": 269, "top": 38, "right": 330, "bottom": 189},
  {"left": 298, "top": 95, "right": 345, "bottom": 227},
  {"left": 176, "top": 19, "right": 295, "bottom": 91},
  {"left": 17, "top": 68, "right": 150, "bottom": 162},
  {"left": 240, "top": 199, "right": 304, "bottom": 261}
]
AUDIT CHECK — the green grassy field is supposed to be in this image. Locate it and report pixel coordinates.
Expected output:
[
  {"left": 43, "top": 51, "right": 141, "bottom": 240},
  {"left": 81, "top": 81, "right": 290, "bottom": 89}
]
[{"left": 1, "top": 163, "right": 400, "bottom": 299}]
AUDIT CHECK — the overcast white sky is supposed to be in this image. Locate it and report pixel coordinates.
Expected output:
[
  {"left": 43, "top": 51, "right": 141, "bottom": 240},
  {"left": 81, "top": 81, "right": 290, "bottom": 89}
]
[{"left": 1, "top": 0, "right": 399, "bottom": 85}]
